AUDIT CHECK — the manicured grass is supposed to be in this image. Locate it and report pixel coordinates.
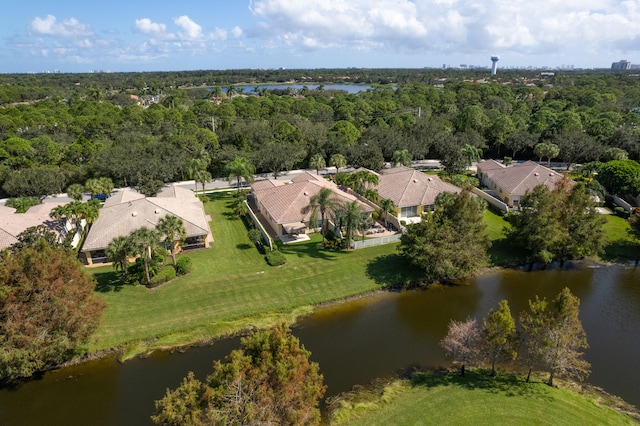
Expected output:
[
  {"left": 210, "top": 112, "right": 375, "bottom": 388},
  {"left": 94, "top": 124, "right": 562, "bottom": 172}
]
[
  {"left": 601, "top": 215, "right": 638, "bottom": 262},
  {"left": 87, "top": 196, "right": 638, "bottom": 355},
  {"left": 483, "top": 209, "right": 527, "bottom": 265},
  {"left": 330, "top": 370, "right": 637, "bottom": 425},
  {"left": 88, "top": 192, "right": 416, "bottom": 354}
]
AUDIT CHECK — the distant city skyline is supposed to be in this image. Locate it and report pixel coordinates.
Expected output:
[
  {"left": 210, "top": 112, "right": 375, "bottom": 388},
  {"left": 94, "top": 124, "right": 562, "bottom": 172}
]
[{"left": 1, "top": 1, "right": 639, "bottom": 74}]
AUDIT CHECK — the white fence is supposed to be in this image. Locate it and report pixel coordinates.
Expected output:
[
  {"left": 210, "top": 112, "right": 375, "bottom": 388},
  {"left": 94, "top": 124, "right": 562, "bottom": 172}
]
[
  {"left": 470, "top": 187, "right": 510, "bottom": 213},
  {"left": 612, "top": 195, "right": 633, "bottom": 213},
  {"left": 245, "top": 201, "right": 274, "bottom": 252},
  {"left": 351, "top": 234, "right": 402, "bottom": 250}
]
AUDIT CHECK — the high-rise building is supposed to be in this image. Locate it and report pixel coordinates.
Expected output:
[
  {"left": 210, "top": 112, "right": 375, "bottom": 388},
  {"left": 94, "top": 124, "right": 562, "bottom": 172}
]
[
  {"left": 490, "top": 56, "right": 500, "bottom": 76},
  {"left": 611, "top": 60, "right": 631, "bottom": 70}
]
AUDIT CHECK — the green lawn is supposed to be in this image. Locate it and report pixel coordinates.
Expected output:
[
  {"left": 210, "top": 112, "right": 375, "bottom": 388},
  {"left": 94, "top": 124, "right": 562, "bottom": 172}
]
[
  {"left": 89, "top": 192, "right": 417, "bottom": 355},
  {"left": 87, "top": 196, "right": 638, "bottom": 356},
  {"left": 601, "top": 214, "right": 637, "bottom": 261},
  {"left": 330, "top": 370, "right": 637, "bottom": 426}
]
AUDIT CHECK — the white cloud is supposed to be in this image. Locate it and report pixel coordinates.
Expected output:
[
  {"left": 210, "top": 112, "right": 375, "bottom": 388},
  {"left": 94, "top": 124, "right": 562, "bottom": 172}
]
[
  {"left": 174, "top": 15, "right": 203, "bottom": 40},
  {"left": 248, "top": 0, "right": 640, "bottom": 57},
  {"left": 30, "top": 15, "right": 93, "bottom": 37},
  {"left": 135, "top": 18, "right": 167, "bottom": 35},
  {"left": 231, "top": 26, "right": 243, "bottom": 38}
]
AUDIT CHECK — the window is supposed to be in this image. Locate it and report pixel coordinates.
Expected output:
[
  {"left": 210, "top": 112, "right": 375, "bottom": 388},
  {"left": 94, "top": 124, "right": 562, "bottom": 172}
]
[{"left": 400, "top": 205, "right": 418, "bottom": 218}]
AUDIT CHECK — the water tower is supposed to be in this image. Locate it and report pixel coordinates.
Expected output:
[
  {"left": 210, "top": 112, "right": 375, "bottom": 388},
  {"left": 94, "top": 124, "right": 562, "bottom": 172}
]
[{"left": 490, "top": 56, "right": 500, "bottom": 76}]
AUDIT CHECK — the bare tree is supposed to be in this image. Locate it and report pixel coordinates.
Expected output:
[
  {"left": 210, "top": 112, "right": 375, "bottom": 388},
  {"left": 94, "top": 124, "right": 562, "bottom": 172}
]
[{"left": 440, "top": 317, "right": 482, "bottom": 377}]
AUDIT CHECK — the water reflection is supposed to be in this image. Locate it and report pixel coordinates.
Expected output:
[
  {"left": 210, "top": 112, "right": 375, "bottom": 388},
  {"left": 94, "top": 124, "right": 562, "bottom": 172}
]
[{"left": 1, "top": 265, "right": 638, "bottom": 426}]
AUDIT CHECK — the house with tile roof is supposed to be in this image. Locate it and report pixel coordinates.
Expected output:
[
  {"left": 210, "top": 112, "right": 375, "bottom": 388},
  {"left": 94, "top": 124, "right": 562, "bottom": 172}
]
[
  {"left": 81, "top": 185, "right": 212, "bottom": 265},
  {"left": 373, "top": 166, "right": 461, "bottom": 222},
  {"left": 250, "top": 171, "right": 372, "bottom": 238},
  {"left": 477, "top": 160, "right": 567, "bottom": 207},
  {"left": 0, "top": 202, "right": 69, "bottom": 250}
]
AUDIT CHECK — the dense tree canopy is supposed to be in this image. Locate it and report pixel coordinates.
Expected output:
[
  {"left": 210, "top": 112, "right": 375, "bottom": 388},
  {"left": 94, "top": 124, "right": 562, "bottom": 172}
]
[
  {"left": 505, "top": 178, "right": 606, "bottom": 264},
  {"left": 2, "top": 70, "right": 640, "bottom": 199},
  {"left": 399, "top": 188, "right": 490, "bottom": 282},
  {"left": 152, "top": 324, "right": 326, "bottom": 426},
  {"left": 0, "top": 241, "right": 105, "bottom": 382}
]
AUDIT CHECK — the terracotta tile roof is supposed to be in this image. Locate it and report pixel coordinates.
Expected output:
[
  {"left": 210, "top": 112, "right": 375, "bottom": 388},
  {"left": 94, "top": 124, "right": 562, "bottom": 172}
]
[
  {"left": 251, "top": 179, "right": 285, "bottom": 191},
  {"left": 479, "top": 161, "right": 565, "bottom": 196},
  {"left": 82, "top": 186, "right": 211, "bottom": 252},
  {"left": 476, "top": 159, "right": 505, "bottom": 172},
  {"left": 374, "top": 166, "right": 461, "bottom": 208},
  {"left": 0, "top": 202, "right": 66, "bottom": 250},
  {"left": 103, "top": 190, "right": 145, "bottom": 208},
  {"left": 252, "top": 176, "right": 371, "bottom": 225}
]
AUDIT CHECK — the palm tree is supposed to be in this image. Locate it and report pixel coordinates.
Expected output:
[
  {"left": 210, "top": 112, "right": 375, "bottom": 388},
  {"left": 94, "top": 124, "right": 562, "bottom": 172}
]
[
  {"left": 379, "top": 198, "right": 395, "bottom": 227},
  {"left": 349, "top": 170, "right": 379, "bottom": 195},
  {"left": 156, "top": 215, "right": 186, "bottom": 269},
  {"left": 534, "top": 143, "right": 560, "bottom": 167},
  {"left": 392, "top": 149, "right": 413, "bottom": 167},
  {"left": 340, "top": 201, "right": 366, "bottom": 249},
  {"left": 226, "top": 157, "right": 255, "bottom": 191},
  {"left": 128, "top": 227, "right": 160, "bottom": 286},
  {"left": 329, "top": 153, "right": 347, "bottom": 174},
  {"left": 194, "top": 168, "right": 212, "bottom": 196},
  {"left": 305, "top": 187, "right": 340, "bottom": 248},
  {"left": 186, "top": 157, "right": 209, "bottom": 193},
  {"left": 106, "top": 236, "right": 133, "bottom": 276},
  {"left": 462, "top": 144, "right": 483, "bottom": 167},
  {"left": 309, "top": 153, "right": 326, "bottom": 175},
  {"left": 66, "top": 183, "right": 85, "bottom": 201}
]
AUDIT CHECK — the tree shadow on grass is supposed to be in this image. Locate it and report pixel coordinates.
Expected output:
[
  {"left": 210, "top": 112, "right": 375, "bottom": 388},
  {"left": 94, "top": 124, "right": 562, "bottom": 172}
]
[
  {"left": 411, "top": 369, "right": 551, "bottom": 400},
  {"left": 93, "top": 271, "right": 125, "bottom": 293},
  {"left": 601, "top": 239, "right": 639, "bottom": 263},
  {"left": 279, "top": 240, "right": 337, "bottom": 260},
  {"left": 488, "top": 238, "right": 526, "bottom": 266},
  {"left": 236, "top": 243, "right": 253, "bottom": 250},
  {"left": 365, "top": 254, "right": 424, "bottom": 288}
]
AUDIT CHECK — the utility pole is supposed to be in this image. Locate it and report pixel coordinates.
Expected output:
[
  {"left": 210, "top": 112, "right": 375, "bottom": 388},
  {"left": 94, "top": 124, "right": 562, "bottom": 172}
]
[{"left": 211, "top": 116, "right": 215, "bottom": 132}]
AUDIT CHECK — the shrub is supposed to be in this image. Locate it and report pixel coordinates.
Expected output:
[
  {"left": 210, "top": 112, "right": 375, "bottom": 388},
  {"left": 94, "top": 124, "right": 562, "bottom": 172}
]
[
  {"left": 248, "top": 228, "right": 263, "bottom": 246},
  {"left": 5, "top": 197, "right": 40, "bottom": 213},
  {"left": 175, "top": 256, "right": 193, "bottom": 275},
  {"left": 265, "top": 250, "right": 287, "bottom": 266},
  {"left": 149, "top": 265, "right": 177, "bottom": 288},
  {"left": 614, "top": 206, "right": 630, "bottom": 218}
]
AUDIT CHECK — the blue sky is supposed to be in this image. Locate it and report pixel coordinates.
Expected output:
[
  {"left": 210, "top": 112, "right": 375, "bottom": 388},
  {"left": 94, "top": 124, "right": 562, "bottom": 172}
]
[{"left": 1, "top": 0, "right": 639, "bottom": 73}]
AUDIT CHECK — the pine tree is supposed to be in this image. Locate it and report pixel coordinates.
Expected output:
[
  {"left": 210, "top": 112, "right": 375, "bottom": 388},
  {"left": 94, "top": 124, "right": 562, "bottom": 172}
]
[{"left": 482, "top": 300, "right": 518, "bottom": 376}]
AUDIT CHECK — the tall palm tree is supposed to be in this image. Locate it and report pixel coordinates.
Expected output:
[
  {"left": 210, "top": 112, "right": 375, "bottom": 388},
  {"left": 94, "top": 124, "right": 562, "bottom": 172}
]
[
  {"left": 128, "top": 227, "right": 160, "bottom": 286},
  {"left": 340, "top": 201, "right": 366, "bottom": 249},
  {"left": 305, "top": 187, "right": 340, "bottom": 248},
  {"left": 156, "top": 215, "right": 186, "bottom": 269},
  {"left": 194, "top": 168, "right": 212, "bottom": 196},
  {"left": 329, "top": 153, "right": 347, "bottom": 174},
  {"left": 225, "top": 157, "right": 255, "bottom": 191},
  {"left": 106, "top": 236, "right": 133, "bottom": 276},
  {"left": 309, "top": 153, "right": 326, "bottom": 175},
  {"left": 379, "top": 198, "right": 395, "bottom": 227},
  {"left": 187, "top": 157, "right": 209, "bottom": 193}
]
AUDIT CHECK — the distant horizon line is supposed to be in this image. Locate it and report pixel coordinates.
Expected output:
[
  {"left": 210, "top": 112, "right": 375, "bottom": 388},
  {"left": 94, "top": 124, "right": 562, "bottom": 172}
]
[{"left": 1, "top": 65, "right": 631, "bottom": 76}]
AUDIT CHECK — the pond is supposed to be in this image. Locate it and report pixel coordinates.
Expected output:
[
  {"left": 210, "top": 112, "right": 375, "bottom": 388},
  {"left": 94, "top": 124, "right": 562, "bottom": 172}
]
[
  {"left": 217, "top": 83, "right": 378, "bottom": 95},
  {"left": 0, "top": 263, "right": 638, "bottom": 425}
]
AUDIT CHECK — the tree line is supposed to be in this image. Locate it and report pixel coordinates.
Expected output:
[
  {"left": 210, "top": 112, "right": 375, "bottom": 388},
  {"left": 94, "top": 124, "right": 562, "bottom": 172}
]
[
  {"left": 441, "top": 288, "right": 589, "bottom": 387},
  {"left": 1, "top": 70, "right": 640, "bottom": 200}
]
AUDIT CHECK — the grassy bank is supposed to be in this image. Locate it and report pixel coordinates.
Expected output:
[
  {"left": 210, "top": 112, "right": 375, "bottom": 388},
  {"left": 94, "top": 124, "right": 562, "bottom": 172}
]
[
  {"left": 88, "top": 192, "right": 418, "bottom": 355},
  {"left": 329, "top": 370, "right": 638, "bottom": 425},
  {"left": 87, "top": 195, "right": 637, "bottom": 357}
]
